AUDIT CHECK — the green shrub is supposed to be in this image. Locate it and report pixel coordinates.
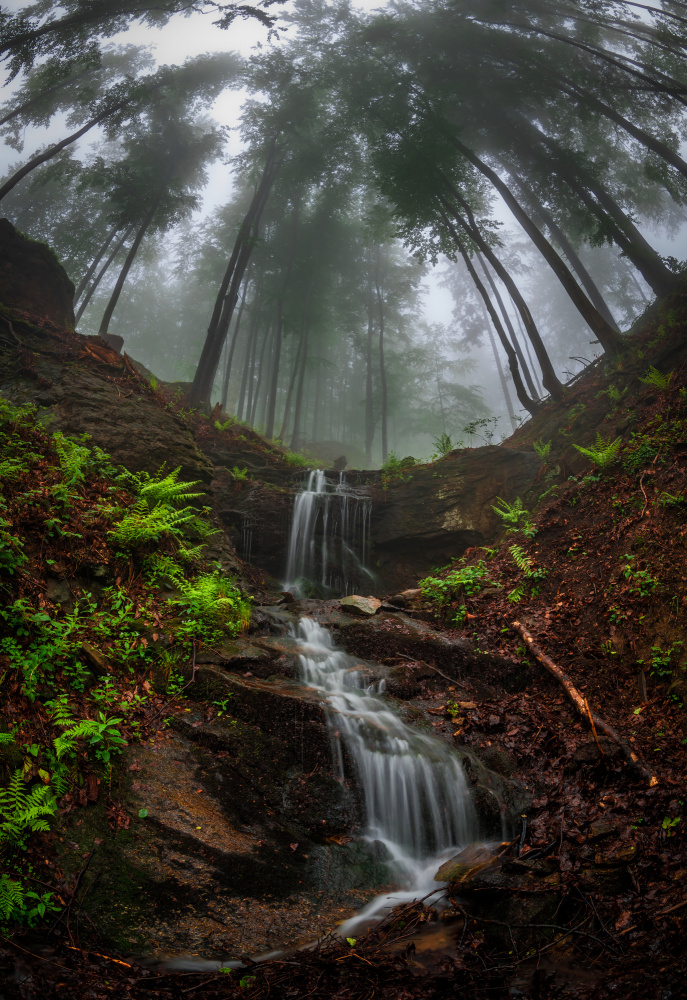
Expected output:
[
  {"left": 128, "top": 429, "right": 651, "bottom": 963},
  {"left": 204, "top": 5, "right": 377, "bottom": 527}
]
[{"left": 420, "top": 560, "right": 494, "bottom": 623}]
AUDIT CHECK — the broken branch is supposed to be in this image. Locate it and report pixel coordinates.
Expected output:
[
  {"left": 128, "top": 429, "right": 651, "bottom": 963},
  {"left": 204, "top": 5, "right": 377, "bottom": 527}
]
[{"left": 511, "top": 620, "right": 657, "bottom": 786}]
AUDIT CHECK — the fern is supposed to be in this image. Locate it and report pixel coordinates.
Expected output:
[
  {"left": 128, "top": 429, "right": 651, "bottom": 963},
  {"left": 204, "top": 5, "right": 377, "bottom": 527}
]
[
  {"left": 119, "top": 467, "right": 203, "bottom": 510},
  {"left": 533, "top": 439, "right": 551, "bottom": 461},
  {"left": 44, "top": 693, "right": 74, "bottom": 726},
  {"left": 53, "top": 715, "right": 127, "bottom": 765},
  {"left": 573, "top": 432, "right": 622, "bottom": 470},
  {"left": 492, "top": 497, "right": 537, "bottom": 538},
  {"left": 142, "top": 552, "right": 186, "bottom": 586},
  {"left": 0, "top": 770, "right": 57, "bottom": 846},
  {"left": 0, "top": 875, "right": 25, "bottom": 920},
  {"left": 508, "top": 544, "right": 549, "bottom": 602},
  {"left": 110, "top": 499, "right": 196, "bottom": 547},
  {"left": 639, "top": 366, "right": 673, "bottom": 392},
  {"left": 0, "top": 458, "right": 24, "bottom": 480},
  {"left": 510, "top": 544, "right": 534, "bottom": 574},
  {"left": 0, "top": 732, "right": 15, "bottom": 750},
  {"left": 53, "top": 432, "right": 90, "bottom": 487},
  {"left": 169, "top": 573, "right": 251, "bottom": 636}
]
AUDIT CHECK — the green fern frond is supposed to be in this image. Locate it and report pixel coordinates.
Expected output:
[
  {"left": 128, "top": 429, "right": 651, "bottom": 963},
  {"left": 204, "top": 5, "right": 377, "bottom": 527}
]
[
  {"left": 53, "top": 433, "right": 90, "bottom": 487},
  {"left": 509, "top": 544, "right": 534, "bottom": 574},
  {"left": 573, "top": 432, "right": 622, "bottom": 470},
  {"left": 142, "top": 552, "right": 186, "bottom": 586},
  {"left": 507, "top": 585, "right": 526, "bottom": 603},
  {"left": 0, "top": 875, "right": 24, "bottom": 920},
  {"left": 0, "top": 770, "right": 57, "bottom": 846},
  {"left": 110, "top": 503, "right": 196, "bottom": 547},
  {"left": 639, "top": 366, "right": 672, "bottom": 391}
]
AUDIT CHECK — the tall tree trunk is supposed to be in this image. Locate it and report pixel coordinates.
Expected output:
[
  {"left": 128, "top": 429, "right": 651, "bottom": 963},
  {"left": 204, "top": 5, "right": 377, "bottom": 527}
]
[
  {"left": 264, "top": 208, "right": 298, "bottom": 439},
  {"left": 476, "top": 297, "right": 518, "bottom": 430},
  {"left": 74, "top": 224, "right": 133, "bottom": 324},
  {"left": 364, "top": 287, "right": 375, "bottom": 465},
  {"left": 311, "top": 362, "right": 322, "bottom": 443},
  {"left": 374, "top": 247, "right": 389, "bottom": 463},
  {"left": 290, "top": 278, "right": 314, "bottom": 452},
  {"left": 248, "top": 323, "right": 270, "bottom": 426},
  {"left": 453, "top": 140, "right": 623, "bottom": 353},
  {"left": 189, "top": 140, "right": 279, "bottom": 408},
  {"left": 98, "top": 168, "right": 173, "bottom": 336},
  {"left": 441, "top": 208, "right": 538, "bottom": 414},
  {"left": 238, "top": 289, "right": 262, "bottom": 421},
  {"left": 74, "top": 221, "right": 120, "bottom": 303},
  {"left": 439, "top": 189, "right": 564, "bottom": 400},
  {"left": 0, "top": 97, "right": 129, "bottom": 202},
  {"left": 220, "top": 272, "right": 250, "bottom": 412},
  {"left": 504, "top": 166, "right": 619, "bottom": 330},
  {"left": 278, "top": 331, "right": 305, "bottom": 441},
  {"left": 476, "top": 254, "right": 539, "bottom": 399}
]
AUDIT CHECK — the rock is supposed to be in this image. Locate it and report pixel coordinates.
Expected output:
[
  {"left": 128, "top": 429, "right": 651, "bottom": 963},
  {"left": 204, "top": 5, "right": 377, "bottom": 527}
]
[
  {"left": 588, "top": 819, "right": 617, "bottom": 840},
  {"left": 339, "top": 595, "right": 381, "bottom": 616},
  {"left": 389, "top": 594, "right": 408, "bottom": 607},
  {"left": 79, "top": 642, "right": 111, "bottom": 677},
  {"left": 46, "top": 577, "right": 71, "bottom": 604},
  {"left": 434, "top": 843, "right": 499, "bottom": 883},
  {"left": 100, "top": 333, "right": 123, "bottom": 354},
  {"left": 0, "top": 219, "right": 75, "bottom": 330},
  {"left": 370, "top": 446, "right": 541, "bottom": 591}
]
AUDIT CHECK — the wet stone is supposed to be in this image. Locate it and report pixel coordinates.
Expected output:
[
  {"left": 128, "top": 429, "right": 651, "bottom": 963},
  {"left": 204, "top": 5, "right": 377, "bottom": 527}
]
[{"left": 339, "top": 595, "right": 382, "bottom": 616}]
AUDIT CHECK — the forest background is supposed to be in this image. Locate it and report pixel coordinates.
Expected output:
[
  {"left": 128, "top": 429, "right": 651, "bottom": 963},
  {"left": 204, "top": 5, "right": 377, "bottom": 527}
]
[{"left": 2, "top": 0, "right": 687, "bottom": 465}]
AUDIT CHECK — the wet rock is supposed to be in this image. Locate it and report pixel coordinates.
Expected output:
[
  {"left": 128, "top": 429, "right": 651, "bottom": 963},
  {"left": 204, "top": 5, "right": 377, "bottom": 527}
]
[
  {"left": 339, "top": 595, "right": 381, "bottom": 616},
  {"left": 194, "top": 638, "right": 278, "bottom": 671},
  {"left": 79, "top": 642, "right": 111, "bottom": 677},
  {"left": 435, "top": 843, "right": 499, "bottom": 883}
]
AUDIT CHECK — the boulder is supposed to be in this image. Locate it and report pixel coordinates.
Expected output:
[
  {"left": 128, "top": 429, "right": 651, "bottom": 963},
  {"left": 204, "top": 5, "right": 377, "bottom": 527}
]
[
  {"left": 339, "top": 595, "right": 381, "bottom": 616},
  {"left": 0, "top": 219, "right": 75, "bottom": 330}
]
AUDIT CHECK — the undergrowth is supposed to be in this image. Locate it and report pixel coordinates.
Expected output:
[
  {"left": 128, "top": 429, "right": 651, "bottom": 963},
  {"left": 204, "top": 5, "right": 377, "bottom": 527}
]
[{"left": 0, "top": 396, "right": 251, "bottom": 929}]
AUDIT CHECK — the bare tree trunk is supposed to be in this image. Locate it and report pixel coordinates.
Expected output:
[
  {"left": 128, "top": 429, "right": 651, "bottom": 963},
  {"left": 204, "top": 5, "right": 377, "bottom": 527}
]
[
  {"left": 439, "top": 190, "right": 564, "bottom": 400},
  {"left": 441, "top": 209, "right": 538, "bottom": 414},
  {"left": 74, "top": 221, "right": 121, "bottom": 303},
  {"left": 254, "top": 322, "right": 274, "bottom": 429},
  {"left": 504, "top": 166, "right": 619, "bottom": 330},
  {"left": 476, "top": 296, "right": 517, "bottom": 430},
  {"left": 189, "top": 140, "right": 279, "bottom": 407},
  {"left": 98, "top": 168, "right": 173, "bottom": 336},
  {"left": 453, "top": 141, "right": 623, "bottom": 353},
  {"left": 374, "top": 248, "right": 389, "bottom": 463},
  {"left": 219, "top": 272, "right": 250, "bottom": 412},
  {"left": 476, "top": 255, "right": 539, "bottom": 399},
  {"left": 74, "top": 224, "right": 133, "bottom": 324},
  {"left": 278, "top": 331, "right": 304, "bottom": 441},
  {"left": 0, "top": 97, "right": 129, "bottom": 203},
  {"left": 290, "top": 278, "right": 314, "bottom": 452},
  {"left": 364, "top": 286, "right": 375, "bottom": 465}
]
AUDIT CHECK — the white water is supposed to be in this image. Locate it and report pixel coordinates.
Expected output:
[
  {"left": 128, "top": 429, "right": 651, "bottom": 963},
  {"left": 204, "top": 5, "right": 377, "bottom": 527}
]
[
  {"left": 294, "top": 617, "right": 477, "bottom": 935},
  {"left": 284, "top": 470, "right": 373, "bottom": 598}
]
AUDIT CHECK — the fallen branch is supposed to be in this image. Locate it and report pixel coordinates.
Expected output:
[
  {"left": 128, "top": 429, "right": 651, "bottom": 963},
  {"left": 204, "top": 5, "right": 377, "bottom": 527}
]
[{"left": 511, "top": 621, "right": 657, "bottom": 787}]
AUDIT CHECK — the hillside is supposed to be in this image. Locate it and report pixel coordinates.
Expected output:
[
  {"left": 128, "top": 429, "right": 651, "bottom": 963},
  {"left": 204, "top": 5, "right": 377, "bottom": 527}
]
[{"left": 0, "top": 237, "right": 686, "bottom": 998}]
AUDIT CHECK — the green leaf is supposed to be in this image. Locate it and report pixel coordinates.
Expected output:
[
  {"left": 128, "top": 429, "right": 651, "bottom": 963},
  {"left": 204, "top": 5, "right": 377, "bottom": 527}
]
[{"left": 138, "top": 808, "right": 149, "bottom": 819}]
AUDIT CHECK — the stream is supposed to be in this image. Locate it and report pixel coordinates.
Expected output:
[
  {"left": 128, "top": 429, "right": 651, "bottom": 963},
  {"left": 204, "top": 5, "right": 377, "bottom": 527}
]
[{"left": 294, "top": 616, "right": 476, "bottom": 937}]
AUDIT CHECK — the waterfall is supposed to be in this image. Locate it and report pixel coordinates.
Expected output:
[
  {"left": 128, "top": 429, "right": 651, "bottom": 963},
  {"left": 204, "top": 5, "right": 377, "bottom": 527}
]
[
  {"left": 284, "top": 470, "right": 373, "bottom": 598},
  {"left": 294, "top": 617, "right": 477, "bottom": 934}
]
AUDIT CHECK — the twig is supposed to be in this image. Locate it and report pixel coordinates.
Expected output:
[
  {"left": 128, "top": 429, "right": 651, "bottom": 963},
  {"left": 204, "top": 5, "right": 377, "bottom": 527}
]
[
  {"left": 511, "top": 621, "right": 657, "bottom": 786},
  {"left": 49, "top": 850, "right": 95, "bottom": 941},
  {"left": 0, "top": 934, "right": 69, "bottom": 971},
  {"left": 395, "top": 653, "right": 461, "bottom": 687}
]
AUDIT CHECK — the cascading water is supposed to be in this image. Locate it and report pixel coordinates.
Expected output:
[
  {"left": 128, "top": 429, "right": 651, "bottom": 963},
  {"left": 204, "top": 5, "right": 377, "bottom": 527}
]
[
  {"left": 284, "top": 470, "right": 374, "bottom": 598},
  {"left": 294, "top": 616, "right": 477, "bottom": 934}
]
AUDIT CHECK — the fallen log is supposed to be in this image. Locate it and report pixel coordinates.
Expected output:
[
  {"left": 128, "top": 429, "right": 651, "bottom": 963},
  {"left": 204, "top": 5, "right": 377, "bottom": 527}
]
[{"left": 511, "top": 620, "right": 657, "bottom": 787}]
